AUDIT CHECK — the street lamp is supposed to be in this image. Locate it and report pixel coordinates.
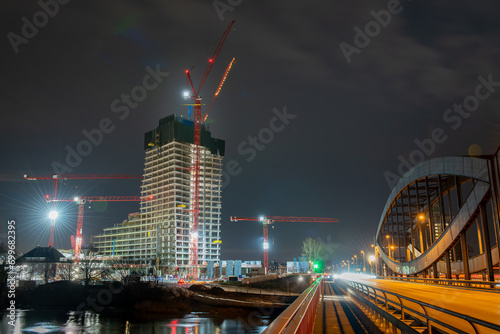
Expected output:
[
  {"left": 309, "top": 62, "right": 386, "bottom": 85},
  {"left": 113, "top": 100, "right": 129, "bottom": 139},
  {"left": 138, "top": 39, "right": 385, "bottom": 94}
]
[
  {"left": 354, "top": 255, "right": 357, "bottom": 264},
  {"left": 368, "top": 255, "right": 375, "bottom": 275},
  {"left": 361, "top": 250, "right": 366, "bottom": 273},
  {"left": 48, "top": 211, "right": 58, "bottom": 220}
]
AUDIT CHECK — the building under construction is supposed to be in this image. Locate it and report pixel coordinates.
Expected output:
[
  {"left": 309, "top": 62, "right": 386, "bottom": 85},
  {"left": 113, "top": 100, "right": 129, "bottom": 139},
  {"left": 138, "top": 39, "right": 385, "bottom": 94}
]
[{"left": 92, "top": 114, "right": 225, "bottom": 274}]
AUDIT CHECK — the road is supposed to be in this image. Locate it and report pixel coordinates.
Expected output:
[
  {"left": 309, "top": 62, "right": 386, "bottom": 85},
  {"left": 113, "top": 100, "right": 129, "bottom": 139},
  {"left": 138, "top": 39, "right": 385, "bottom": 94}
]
[{"left": 341, "top": 278, "right": 500, "bottom": 333}]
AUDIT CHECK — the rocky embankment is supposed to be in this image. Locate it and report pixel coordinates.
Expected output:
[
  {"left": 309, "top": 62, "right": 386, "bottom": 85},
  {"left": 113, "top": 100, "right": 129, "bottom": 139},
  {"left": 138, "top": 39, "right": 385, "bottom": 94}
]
[{"left": 10, "top": 281, "right": 294, "bottom": 315}]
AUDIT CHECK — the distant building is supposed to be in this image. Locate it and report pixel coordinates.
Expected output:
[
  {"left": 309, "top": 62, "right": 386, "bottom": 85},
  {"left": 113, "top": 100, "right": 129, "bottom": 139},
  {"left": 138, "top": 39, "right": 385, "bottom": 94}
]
[
  {"left": 16, "top": 246, "right": 71, "bottom": 282},
  {"left": 287, "top": 261, "right": 309, "bottom": 273},
  {"left": 92, "top": 114, "right": 225, "bottom": 275}
]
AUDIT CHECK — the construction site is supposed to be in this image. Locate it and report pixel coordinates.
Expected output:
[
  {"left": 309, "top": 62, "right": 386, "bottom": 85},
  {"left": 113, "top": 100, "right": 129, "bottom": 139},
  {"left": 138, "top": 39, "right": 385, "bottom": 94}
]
[{"left": 22, "top": 21, "right": 338, "bottom": 280}]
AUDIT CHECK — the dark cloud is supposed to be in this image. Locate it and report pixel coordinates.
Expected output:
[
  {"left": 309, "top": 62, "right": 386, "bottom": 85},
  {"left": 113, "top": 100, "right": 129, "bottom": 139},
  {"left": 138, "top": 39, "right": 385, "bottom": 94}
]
[{"left": 1, "top": 0, "right": 499, "bottom": 262}]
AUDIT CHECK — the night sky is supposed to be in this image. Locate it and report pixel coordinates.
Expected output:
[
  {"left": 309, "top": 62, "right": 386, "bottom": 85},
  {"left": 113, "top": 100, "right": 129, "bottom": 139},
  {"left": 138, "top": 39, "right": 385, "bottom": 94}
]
[{"left": 1, "top": 1, "right": 500, "bottom": 265}]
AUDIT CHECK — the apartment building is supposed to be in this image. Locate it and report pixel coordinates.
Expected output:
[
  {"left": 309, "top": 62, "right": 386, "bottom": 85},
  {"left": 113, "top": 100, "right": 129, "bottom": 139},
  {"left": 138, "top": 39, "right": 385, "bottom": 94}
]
[{"left": 92, "top": 114, "right": 224, "bottom": 274}]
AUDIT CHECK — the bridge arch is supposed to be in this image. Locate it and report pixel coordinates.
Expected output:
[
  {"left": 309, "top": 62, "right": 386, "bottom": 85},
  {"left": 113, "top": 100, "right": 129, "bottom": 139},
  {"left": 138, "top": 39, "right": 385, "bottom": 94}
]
[{"left": 375, "top": 150, "right": 500, "bottom": 280}]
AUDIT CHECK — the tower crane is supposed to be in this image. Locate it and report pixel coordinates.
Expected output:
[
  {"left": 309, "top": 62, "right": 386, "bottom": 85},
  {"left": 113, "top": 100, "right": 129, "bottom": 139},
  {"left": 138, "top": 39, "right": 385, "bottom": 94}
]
[
  {"left": 230, "top": 216, "right": 339, "bottom": 273},
  {"left": 24, "top": 173, "right": 143, "bottom": 247},
  {"left": 183, "top": 21, "right": 235, "bottom": 277},
  {"left": 47, "top": 195, "right": 153, "bottom": 260}
]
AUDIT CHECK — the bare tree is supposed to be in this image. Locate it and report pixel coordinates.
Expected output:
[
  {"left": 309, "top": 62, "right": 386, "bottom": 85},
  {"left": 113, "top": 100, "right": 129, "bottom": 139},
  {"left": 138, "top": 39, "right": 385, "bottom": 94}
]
[
  {"left": 31, "top": 262, "right": 57, "bottom": 283},
  {"left": 302, "top": 237, "right": 325, "bottom": 263},
  {"left": 75, "top": 252, "right": 109, "bottom": 288},
  {"left": 57, "top": 263, "right": 73, "bottom": 281}
]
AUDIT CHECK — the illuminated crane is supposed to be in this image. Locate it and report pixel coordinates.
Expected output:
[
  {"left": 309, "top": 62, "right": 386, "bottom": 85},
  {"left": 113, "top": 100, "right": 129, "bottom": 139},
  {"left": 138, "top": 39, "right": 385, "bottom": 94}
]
[
  {"left": 230, "top": 216, "right": 339, "bottom": 273},
  {"left": 47, "top": 195, "right": 153, "bottom": 260},
  {"left": 183, "top": 21, "right": 235, "bottom": 277},
  {"left": 24, "top": 174, "right": 143, "bottom": 247}
]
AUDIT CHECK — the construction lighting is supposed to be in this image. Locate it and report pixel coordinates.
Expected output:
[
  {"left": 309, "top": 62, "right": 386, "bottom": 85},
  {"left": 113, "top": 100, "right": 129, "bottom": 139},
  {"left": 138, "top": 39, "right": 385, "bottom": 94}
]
[
  {"left": 259, "top": 216, "right": 265, "bottom": 221},
  {"left": 183, "top": 91, "right": 190, "bottom": 99},
  {"left": 191, "top": 232, "right": 198, "bottom": 239},
  {"left": 74, "top": 197, "right": 79, "bottom": 202},
  {"left": 263, "top": 242, "right": 269, "bottom": 249},
  {"left": 48, "top": 211, "right": 58, "bottom": 220},
  {"left": 369, "top": 255, "right": 376, "bottom": 262}
]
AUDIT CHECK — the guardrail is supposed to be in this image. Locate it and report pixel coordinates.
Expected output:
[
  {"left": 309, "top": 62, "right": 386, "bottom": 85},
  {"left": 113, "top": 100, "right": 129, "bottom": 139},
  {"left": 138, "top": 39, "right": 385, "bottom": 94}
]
[
  {"left": 262, "top": 276, "right": 323, "bottom": 334},
  {"left": 338, "top": 279, "right": 500, "bottom": 334},
  {"left": 380, "top": 276, "right": 499, "bottom": 290}
]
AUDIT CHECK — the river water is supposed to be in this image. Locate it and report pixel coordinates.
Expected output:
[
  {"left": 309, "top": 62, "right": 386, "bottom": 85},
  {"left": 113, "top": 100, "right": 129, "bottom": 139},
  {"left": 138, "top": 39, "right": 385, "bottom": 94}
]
[{"left": 1, "top": 309, "right": 274, "bottom": 333}]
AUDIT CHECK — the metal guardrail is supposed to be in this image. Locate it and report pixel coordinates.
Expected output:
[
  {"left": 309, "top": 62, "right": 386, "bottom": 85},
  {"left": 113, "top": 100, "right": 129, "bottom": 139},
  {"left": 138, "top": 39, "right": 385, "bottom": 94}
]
[
  {"left": 339, "top": 279, "right": 500, "bottom": 333},
  {"left": 380, "top": 276, "right": 500, "bottom": 290},
  {"left": 262, "top": 276, "right": 323, "bottom": 334}
]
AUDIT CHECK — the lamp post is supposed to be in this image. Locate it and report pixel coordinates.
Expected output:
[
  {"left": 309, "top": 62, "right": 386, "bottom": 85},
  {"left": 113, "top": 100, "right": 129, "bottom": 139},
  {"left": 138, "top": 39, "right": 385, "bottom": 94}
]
[
  {"left": 419, "top": 213, "right": 427, "bottom": 253},
  {"left": 354, "top": 255, "right": 357, "bottom": 264},
  {"left": 361, "top": 250, "right": 366, "bottom": 273},
  {"left": 368, "top": 255, "right": 375, "bottom": 275}
]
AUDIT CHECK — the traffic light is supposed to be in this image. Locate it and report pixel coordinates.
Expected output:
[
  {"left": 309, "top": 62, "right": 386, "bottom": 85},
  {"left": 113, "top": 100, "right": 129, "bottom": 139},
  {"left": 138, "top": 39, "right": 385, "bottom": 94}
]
[{"left": 313, "top": 261, "right": 324, "bottom": 273}]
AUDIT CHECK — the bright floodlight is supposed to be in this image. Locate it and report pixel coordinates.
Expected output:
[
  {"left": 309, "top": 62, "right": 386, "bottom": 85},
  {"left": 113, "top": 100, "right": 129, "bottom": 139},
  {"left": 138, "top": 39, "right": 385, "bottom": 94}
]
[
  {"left": 369, "top": 255, "right": 376, "bottom": 262},
  {"left": 191, "top": 232, "right": 198, "bottom": 239},
  {"left": 183, "top": 91, "right": 190, "bottom": 99},
  {"left": 263, "top": 242, "right": 269, "bottom": 250},
  {"left": 49, "top": 211, "right": 59, "bottom": 220},
  {"left": 74, "top": 197, "right": 79, "bottom": 202},
  {"left": 259, "top": 216, "right": 265, "bottom": 221}
]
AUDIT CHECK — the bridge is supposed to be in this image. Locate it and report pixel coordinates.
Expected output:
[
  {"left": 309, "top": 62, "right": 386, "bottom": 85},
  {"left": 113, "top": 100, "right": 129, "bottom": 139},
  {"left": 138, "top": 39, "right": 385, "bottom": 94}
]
[{"left": 262, "top": 148, "right": 500, "bottom": 333}]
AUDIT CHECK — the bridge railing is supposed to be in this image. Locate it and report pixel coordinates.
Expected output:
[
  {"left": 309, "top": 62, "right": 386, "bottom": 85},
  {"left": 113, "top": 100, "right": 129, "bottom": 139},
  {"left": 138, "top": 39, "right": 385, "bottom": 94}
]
[
  {"left": 338, "top": 279, "right": 500, "bottom": 333},
  {"left": 380, "top": 276, "right": 499, "bottom": 290},
  {"left": 262, "top": 276, "right": 323, "bottom": 334}
]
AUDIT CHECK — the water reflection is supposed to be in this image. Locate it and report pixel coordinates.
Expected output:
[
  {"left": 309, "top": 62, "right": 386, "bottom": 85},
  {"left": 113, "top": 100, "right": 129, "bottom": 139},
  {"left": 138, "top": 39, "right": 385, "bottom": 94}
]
[{"left": 2, "top": 309, "right": 270, "bottom": 333}]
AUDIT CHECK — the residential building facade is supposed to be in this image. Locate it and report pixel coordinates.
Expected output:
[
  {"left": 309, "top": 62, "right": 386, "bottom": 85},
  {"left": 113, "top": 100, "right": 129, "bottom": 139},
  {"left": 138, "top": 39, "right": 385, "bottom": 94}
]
[{"left": 92, "top": 114, "right": 224, "bottom": 274}]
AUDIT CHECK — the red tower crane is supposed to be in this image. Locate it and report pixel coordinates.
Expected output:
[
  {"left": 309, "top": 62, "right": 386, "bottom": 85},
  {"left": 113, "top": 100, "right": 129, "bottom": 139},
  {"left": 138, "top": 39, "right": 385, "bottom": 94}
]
[
  {"left": 230, "top": 216, "right": 339, "bottom": 273},
  {"left": 24, "top": 174, "right": 143, "bottom": 247},
  {"left": 184, "top": 21, "right": 235, "bottom": 276},
  {"left": 48, "top": 195, "right": 153, "bottom": 260}
]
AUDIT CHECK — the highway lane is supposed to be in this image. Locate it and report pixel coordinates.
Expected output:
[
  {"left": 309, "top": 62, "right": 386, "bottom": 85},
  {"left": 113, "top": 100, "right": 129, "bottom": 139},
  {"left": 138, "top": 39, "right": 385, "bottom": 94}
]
[{"left": 340, "top": 278, "right": 500, "bottom": 333}]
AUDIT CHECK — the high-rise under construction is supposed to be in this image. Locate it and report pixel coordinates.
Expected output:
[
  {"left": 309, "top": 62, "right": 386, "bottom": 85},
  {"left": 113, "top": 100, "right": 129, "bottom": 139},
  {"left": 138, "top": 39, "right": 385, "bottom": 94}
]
[{"left": 92, "top": 114, "right": 224, "bottom": 274}]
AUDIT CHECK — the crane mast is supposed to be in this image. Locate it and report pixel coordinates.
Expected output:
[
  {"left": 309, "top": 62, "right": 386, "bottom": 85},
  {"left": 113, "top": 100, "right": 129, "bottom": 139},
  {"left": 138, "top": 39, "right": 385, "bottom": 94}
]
[
  {"left": 184, "top": 21, "right": 235, "bottom": 277},
  {"left": 230, "top": 216, "right": 339, "bottom": 273}
]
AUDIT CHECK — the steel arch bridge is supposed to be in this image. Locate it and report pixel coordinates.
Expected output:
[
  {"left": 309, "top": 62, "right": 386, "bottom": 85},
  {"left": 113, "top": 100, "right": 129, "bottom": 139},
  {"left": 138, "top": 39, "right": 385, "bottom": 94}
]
[{"left": 375, "top": 148, "right": 500, "bottom": 280}]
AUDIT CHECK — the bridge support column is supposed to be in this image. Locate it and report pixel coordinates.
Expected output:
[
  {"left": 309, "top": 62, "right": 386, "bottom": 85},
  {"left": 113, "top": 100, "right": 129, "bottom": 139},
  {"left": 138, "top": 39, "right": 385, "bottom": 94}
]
[
  {"left": 480, "top": 202, "right": 495, "bottom": 282},
  {"left": 432, "top": 263, "right": 438, "bottom": 278},
  {"left": 488, "top": 154, "right": 500, "bottom": 277},
  {"left": 460, "top": 231, "right": 470, "bottom": 280},
  {"left": 445, "top": 250, "right": 452, "bottom": 279}
]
